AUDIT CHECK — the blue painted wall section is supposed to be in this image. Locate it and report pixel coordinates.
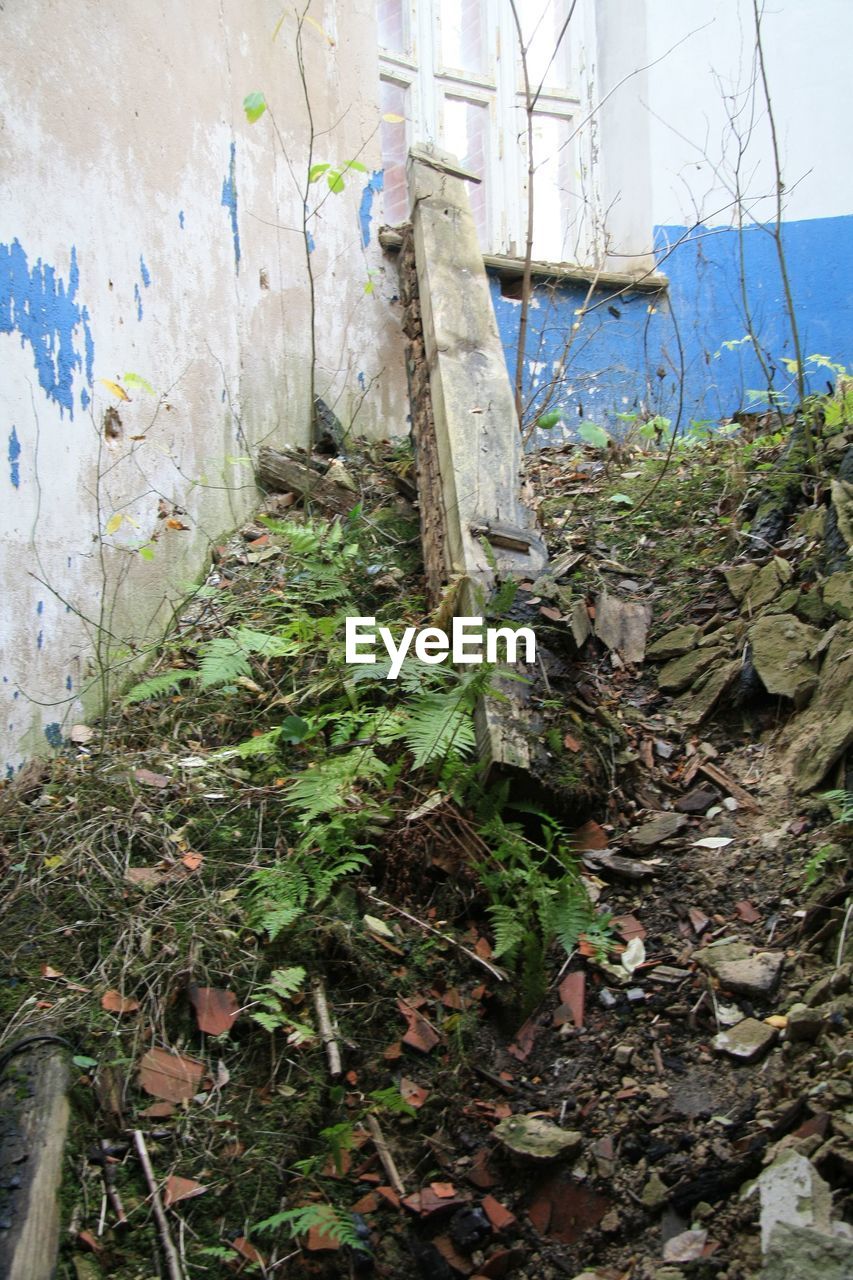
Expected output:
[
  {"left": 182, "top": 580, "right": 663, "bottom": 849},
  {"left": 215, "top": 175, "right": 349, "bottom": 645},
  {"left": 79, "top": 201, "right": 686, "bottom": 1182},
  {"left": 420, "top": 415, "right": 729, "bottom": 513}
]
[
  {"left": 221, "top": 141, "right": 241, "bottom": 271},
  {"left": 491, "top": 213, "right": 853, "bottom": 438},
  {"left": 7, "top": 426, "right": 21, "bottom": 488},
  {"left": 359, "top": 170, "right": 384, "bottom": 248},
  {"left": 0, "top": 240, "right": 94, "bottom": 418}
]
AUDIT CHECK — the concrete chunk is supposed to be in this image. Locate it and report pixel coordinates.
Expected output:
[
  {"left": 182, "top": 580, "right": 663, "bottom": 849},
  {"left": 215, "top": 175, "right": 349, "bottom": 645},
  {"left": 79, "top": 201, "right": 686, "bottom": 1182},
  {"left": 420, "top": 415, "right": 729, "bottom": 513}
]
[{"left": 712, "top": 1017, "right": 778, "bottom": 1062}]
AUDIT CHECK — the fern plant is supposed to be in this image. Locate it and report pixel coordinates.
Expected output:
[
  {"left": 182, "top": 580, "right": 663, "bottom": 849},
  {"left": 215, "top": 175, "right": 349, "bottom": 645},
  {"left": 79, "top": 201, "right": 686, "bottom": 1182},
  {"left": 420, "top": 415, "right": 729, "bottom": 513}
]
[
  {"left": 252, "top": 1202, "right": 367, "bottom": 1251},
  {"left": 250, "top": 966, "right": 315, "bottom": 1043}
]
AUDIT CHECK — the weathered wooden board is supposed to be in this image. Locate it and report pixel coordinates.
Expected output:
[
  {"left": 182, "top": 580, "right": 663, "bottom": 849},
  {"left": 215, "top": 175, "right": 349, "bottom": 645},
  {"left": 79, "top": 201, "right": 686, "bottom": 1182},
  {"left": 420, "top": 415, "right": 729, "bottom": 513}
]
[
  {"left": 0, "top": 1038, "right": 70, "bottom": 1280},
  {"left": 404, "top": 143, "right": 549, "bottom": 772},
  {"left": 256, "top": 446, "right": 358, "bottom": 514}
]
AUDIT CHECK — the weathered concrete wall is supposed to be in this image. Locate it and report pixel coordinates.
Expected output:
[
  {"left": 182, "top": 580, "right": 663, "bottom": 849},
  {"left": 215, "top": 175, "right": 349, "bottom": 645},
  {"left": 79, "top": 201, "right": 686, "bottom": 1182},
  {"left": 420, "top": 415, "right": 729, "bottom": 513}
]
[
  {"left": 493, "top": 0, "right": 853, "bottom": 439},
  {"left": 0, "top": 0, "right": 405, "bottom": 771}
]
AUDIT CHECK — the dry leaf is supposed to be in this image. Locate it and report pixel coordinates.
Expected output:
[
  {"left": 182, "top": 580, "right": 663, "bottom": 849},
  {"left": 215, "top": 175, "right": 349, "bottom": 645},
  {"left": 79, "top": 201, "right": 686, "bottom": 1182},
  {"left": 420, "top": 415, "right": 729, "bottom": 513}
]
[
  {"left": 98, "top": 377, "right": 130, "bottom": 402},
  {"left": 231, "top": 1237, "right": 265, "bottom": 1266},
  {"left": 181, "top": 851, "right": 203, "bottom": 871},
  {"left": 70, "top": 724, "right": 94, "bottom": 744},
  {"left": 164, "top": 1175, "right": 207, "bottom": 1207},
  {"left": 101, "top": 989, "right": 140, "bottom": 1015},
  {"left": 165, "top": 518, "right": 190, "bottom": 531},
  {"left": 400, "top": 1076, "right": 430, "bottom": 1109},
  {"left": 735, "top": 899, "right": 761, "bottom": 923},
  {"left": 40, "top": 963, "right": 64, "bottom": 979},
  {"left": 138, "top": 1046, "right": 204, "bottom": 1102},
  {"left": 140, "top": 1101, "right": 176, "bottom": 1118},
  {"left": 188, "top": 985, "right": 239, "bottom": 1036},
  {"left": 125, "top": 866, "right": 165, "bottom": 889},
  {"left": 133, "top": 768, "right": 170, "bottom": 789},
  {"left": 397, "top": 999, "right": 440, "bottom": 1053}
]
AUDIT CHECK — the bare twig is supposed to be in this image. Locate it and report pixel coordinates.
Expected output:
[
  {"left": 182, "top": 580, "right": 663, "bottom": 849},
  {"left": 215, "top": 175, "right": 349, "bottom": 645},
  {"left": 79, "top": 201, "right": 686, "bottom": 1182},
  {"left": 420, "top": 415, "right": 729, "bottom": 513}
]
[
  {"left": 311, "top": 979, "right": 342, "bottom": 1077},
  {"left": 132, "top": 1129, "right": 184, "bottom": 1280},
  {"left": 366, "top": 1113, "right": 406, "bottom": 1196},
  {"left": 367, "top": 892, "right": 507, "bottom": 981}
]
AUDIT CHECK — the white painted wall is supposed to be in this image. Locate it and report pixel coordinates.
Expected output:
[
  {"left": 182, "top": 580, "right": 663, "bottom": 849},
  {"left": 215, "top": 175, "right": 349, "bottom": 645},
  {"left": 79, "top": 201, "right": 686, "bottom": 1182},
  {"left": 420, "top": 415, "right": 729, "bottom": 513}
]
[
  {"left": 597, "top": 0, "right": 853, "bottom": 248},
  {"left": 0, "top": 0, "right": 405, "bottom": 770}
]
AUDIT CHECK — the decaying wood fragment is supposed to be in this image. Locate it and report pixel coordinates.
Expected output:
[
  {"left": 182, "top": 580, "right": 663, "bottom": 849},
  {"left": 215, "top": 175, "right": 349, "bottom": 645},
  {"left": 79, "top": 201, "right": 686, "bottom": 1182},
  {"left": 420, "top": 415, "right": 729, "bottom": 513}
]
[
  {"left": 402, "top": 143, "right": 548, "bottom": 775},
  {"left": 697, "top": 760, "right": 761, "bottom": 812},
  {"left": 311, "top": 979, "right": 342, "bottom": 1077},
  {"left": 0, "top": 1036, "right": 70, "bottom": 1280},
  {"left": 255, "top": 446, "right": 358, "bottom": 514},
  {"left": 366, "top": 1113, "right": 407, "bottom": 1196}
]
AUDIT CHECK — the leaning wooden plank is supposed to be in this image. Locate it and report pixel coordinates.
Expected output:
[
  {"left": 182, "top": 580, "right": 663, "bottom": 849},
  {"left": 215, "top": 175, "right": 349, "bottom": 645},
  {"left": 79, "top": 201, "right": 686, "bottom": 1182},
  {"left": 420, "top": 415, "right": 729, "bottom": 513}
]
[
  {"left": 0, "top": 1036, "right": 70, "bottom": 1280},
  {"left": 405, "top": 143, "right": 548, "bottom": 772}
]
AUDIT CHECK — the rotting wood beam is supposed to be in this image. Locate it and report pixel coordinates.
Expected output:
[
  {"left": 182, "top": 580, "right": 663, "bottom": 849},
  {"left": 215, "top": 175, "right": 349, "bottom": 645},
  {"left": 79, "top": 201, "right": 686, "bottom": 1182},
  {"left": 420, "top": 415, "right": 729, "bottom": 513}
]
[
  {"left": 379, "top": 225, "right": 669, "bottom": 294},
  {"left": 404, "top": 142, "right": 548, "bottom": 773},
  {"left": 0, "top": 1037, "right": 70, "bottom": 1280}
]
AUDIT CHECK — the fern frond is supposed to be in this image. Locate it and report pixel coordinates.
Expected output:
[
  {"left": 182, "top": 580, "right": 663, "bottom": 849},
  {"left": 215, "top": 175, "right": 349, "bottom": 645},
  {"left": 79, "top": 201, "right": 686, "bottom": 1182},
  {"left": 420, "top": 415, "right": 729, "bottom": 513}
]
[
  {"left": 285, "top": 750, "right": 386, "bottom": 823},
  {"left": 266, "top": 966, "right": 306, "bottom": 1000},
  {"left": 197, "top": 637, "right": 252, "bottom": 688},
  {"left": 403, "top": 689, "right": 476, "bottom": 770},
  {"left": 123, "top": 669, "right": 195, "bottom": 703},
  {"left": 235, "top": 626, "right": 298, "bottom": 658},
  {"left": 258, "top": 903, "right": 304, "bottom": 941},
  {"left": 253, "top": 1203, "right": 367, "bottom": 1251},
  {"left": 487, "top": 903, "right": 526, "bottom": 960}
]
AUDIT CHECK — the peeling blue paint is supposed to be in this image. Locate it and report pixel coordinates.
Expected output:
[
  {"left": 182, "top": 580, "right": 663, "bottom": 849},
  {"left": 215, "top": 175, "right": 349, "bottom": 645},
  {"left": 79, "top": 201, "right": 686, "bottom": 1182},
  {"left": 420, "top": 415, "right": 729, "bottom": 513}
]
[
  {"left": 8, "top": 426, "right": 20, "bottom": 488},
  {"left": 357, "top": 371, "right": 365, "bottom": 390},
  {"left": 139, "top": 255, "right": 151, "bottom": 287},
  {"left": 43, "top": 723, "right": 63, "bottom": 748},
  {"left": 36, "top": 630, "right": 43, "bottom": 650},
  {"left": 178, "top": 210, "right": 185, "bottom": 230},
  {"left": 66, "top": 675, "right": 73, "bottom": 691},
  {"left": 221, "top": 141, "right": 241, "bottom": 271},
  {"left": 307, "top": 230, "right": 316, "bottom": 255},
  {"left": 36, "top": 600, "right": 43, "bottom": 615},
  {"left": 81, "top": 387, "right": 90, "bottom": 411},
  {"left": 358, "top": 170, "right": 384, "bottom": 248},
  {"left": 134, "top": 282, "right": 143, "bottom": 322},
  {"left": 0, "top": 240, "right": 94, "bottom": 417}
]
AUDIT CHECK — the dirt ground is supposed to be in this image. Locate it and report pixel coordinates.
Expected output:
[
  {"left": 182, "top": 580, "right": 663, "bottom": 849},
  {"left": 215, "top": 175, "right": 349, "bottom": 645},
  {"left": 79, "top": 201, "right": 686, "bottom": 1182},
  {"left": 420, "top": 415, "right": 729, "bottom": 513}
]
[{"left": 0, "top": 430, "right": 850, "bottom": 1280}]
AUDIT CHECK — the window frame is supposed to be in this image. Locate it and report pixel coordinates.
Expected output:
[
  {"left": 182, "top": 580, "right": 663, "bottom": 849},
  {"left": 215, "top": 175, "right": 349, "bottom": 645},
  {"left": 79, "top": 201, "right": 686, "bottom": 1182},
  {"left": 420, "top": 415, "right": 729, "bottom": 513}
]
[{"left": 378, "top": 0, "right": 598, "bottom": 264}]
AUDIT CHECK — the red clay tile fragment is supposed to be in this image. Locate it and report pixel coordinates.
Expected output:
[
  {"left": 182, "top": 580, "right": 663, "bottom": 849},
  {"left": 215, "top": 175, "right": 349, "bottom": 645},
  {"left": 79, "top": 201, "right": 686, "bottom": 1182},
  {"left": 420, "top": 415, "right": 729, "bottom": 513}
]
[
  {"left": 527, "top": 1175, "right": 610, "bottom": 1244},
  {"left": 134, "top": 768, "right": 170, "bottom": 788},
  {"left": 397, "top": 999, "right": 440, "bottom": 1053},
  {"left": 557, "top": 972, "right": 585, "bottom": 1028},
  {"left": 138, "top": 1046, "right": 204, "bottom": 1102},
  {"left": 101, "top": 989, "right": 140, "bottom": 1015},
  {"left": 400, "top": 1076, "right": 430, "bottom": 1109},
  {"left": 735, "top": 899, "right": 761, "bottom": 923},
  {"left": 433, "top": 1234, "right": 475, "bottom": 1274},
  {"left": 376, "top": 1184, "right": 401, "bottom": 1209},
  {"left": 305, "top": 1223, "right": 341, "bottom": 1252},
  {"left": 481, "top": 1195, "right": 517, "bottom": 1232},
  {"left": 164, "top": 1175, "right": 206, "bottom": 1207},
  {"left": 231, "top": 1237, "right": 265, "bottom": 1266},
  {"left": 188, "top": 985, "right": 239, "bottom": 1036},
  {"left": 352, "top": 1192, "right": 379, "bottom": 1214},
  {"left": 467, "top": 1148, "right": 498, "bottom": 1189},
  {"left": 611, "top": 913, "right": 646, "bottom": 942}
]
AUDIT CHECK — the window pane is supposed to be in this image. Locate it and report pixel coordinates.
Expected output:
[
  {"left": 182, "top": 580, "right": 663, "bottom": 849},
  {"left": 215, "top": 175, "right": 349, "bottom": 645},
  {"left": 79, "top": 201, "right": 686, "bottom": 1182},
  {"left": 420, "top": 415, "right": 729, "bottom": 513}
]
[
  {"left": 531, "top": 113, "right": 578, "bottom": 260},
  {"left": 439, "top": 0, "right": 486, "bottom": 75},
  {"left": 380, "top": 79, "right": 410, "bottom": 224},
  {"left": 442, "top": 96, "right": 489, "bottom": 242},
  {"left": 378, "top": 0, "right": 407, "bottom": 54},
  {"left": 520, "top": 0, "right": 572, "bottom": 92}
]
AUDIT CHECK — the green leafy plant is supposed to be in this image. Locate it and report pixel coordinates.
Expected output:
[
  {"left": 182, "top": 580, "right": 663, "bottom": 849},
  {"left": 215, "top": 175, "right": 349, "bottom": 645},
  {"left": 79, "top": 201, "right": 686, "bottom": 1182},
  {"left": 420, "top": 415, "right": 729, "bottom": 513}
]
[
  {"left": 253, "top": 1202, "right": 367, "bottom": 1251},
  {"left": 250, "top": 966, "right": 315, "bottom": 1043}
]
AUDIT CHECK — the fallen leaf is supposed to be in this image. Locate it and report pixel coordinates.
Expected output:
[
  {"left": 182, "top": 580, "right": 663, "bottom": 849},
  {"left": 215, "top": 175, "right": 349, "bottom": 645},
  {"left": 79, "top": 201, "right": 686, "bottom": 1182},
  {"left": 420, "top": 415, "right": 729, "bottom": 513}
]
[
  {"left": 165, "top": 518, "right": 190, "bottom": 531},
  {"left": 397, "top": 999, "right": 440, "bottom": 1053},
  {"left": 400, "top": 1076, "right": 430, "bottom": 1109},
  {"left": 539, "top": 606, "right": 563, "bottom": 622},
  {"left": 125, "top": 866, "right": 165, "bottom": 888},
  {"left": 474, "top": 936, "right": 493, "bottom": 960},
  {"left": 188, "top": 985, "right": 239, "bottom": 1035},
  {"left": 164, "top": 1175, "right": 207, "bottom": 1207},
  {"left": 140, "top": 1101, "right": 176, "bottom": 1118},
  {"left": 138, "top": 1047, "right": 204, "bottom": 1102},
  {"left": 133, "top": 768, "right": 170, "bottom": 789},
  {"left": 352, "top": 1191, "right": 379, "bottom": 1213},
  {"left": 735, "top": 899, "right": 761, "bottom": 923},
  {"left": 383, "top": 1040, "right": 403, "bottom": 1060},
  {"left": 77, "top": 1228, "right": 104, "bottom": 1254},
  {"left": 688, "top": 906, "right": 710, "bottom": 936},
  {"left": 305, "top": 1222, "right": 341, "bottom": 1251},
  {"left": 363, "top": 914, "right": 395, "bottom": 940},
  {"left": 98, "top": 377, "right": 130, "bottom": 402},
  {"left": 571, "top": 820, "right": 609, "bottom": 851},
  {"left": 40, "top": 963, "right": 64, "bottom": 979},
  {"left": 181, "top": 851, "right": 203, "bottom": 871},
  {"left": 231, "top": 1237, "right": 265, "bottom": 1266},
  {"left": 70, "top": 724, "right": 94, "bottom": 745},
  {"left": 101, "top": 989, "right": 140, "bottom": 1015},
  {"left": 563, "top": 733, "right": 582, "bottom": 752}
]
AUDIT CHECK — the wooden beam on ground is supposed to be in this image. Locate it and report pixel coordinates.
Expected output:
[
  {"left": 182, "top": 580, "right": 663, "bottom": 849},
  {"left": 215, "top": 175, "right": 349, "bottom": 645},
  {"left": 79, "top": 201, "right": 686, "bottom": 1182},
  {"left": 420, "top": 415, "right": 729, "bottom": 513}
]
[
  {"left": 0, "top": 1037, "right": 70, "bottom": 1280},
  {"left": 404, "top": 143, "right": 548, "bottom": 772}
]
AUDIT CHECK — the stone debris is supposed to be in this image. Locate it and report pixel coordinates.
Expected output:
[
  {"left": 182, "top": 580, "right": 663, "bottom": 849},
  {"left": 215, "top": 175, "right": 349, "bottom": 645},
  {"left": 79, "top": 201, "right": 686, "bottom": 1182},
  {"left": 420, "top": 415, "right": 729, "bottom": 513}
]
[
  {"left": 631, "top": 812, "right": 689, "bottom": 848},
  {"left": 749, "top": 1149, "right": 834, "bottom": 1252},
  {"left": 693, "top": 941, "right": 785, "bottom": 999},
  {"left": 712, "top": 1017, "right": 778, "bottom": 1062},
  {"left": 657, "top": 647, "right": 725, "bottom": 694},
  {"left": 760, "top": 1224, "right": 853, "bottom": 1280},
  {"left": 785, "top": 1002, "right": 826, "bottom": 1042},
  {"left": 747, "top": 613, "right": 821, "bottom": 706},
  {"left": 493, "top": 1115, "right": 582, "bottom": 1161},
  {"left": 645, "top": 624, "right": 700, "bottom": 661},
  {"left": 594, "top": 590, "right": 652, "bottom": 664}
]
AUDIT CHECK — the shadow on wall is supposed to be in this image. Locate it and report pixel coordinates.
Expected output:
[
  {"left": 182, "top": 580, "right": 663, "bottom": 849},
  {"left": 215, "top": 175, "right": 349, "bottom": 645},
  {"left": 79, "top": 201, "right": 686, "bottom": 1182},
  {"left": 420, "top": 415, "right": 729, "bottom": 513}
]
[{"left": 491, "top": 213, "right": 853, "bottom": 441}]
